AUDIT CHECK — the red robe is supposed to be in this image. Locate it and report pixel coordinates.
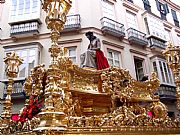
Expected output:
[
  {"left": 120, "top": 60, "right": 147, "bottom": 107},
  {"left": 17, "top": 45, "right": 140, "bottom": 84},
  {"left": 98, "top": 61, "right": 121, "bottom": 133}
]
[{"left": 96, "top": 49, "right": 109, "bottom": 70}]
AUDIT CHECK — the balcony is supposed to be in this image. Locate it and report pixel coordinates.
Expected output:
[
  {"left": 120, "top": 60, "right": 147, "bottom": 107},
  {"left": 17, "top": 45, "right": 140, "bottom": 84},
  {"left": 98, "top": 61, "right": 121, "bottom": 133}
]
[
  {"left": 63, "top": 14, "right": 81, "bottom": 32},
  {"left": 100, "top": 17, "right": 125, "bottom": 39},
  {"left": 156, "top": 85, "right": 176, "bottom": 102},
  {"left": 10, "top": 21, "right": 40, "bottom": 38},
  {"left": 143, "top": 13, "right": 167, "bottom": 42},
  {"left": 127, "top": 28, "right": 148, "bottom": 46},
  {"left": 2, "top": 79, "right": 26, "bottom": 99},
  {"left": 149, "top": 36, "right": 166, "bottom": 49}
]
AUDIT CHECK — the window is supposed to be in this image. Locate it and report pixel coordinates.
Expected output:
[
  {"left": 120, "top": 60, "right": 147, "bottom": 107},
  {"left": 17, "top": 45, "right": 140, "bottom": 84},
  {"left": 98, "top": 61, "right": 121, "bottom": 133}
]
[
  {"left": 4, "top": 44, "right": 41, "bottom": 79},
  {"left": 11, "top": 0, "right": 17, "bottom": 17},
  {"left": 134, "top": 58, "right": 144, "bottom": 81},
  {"left": 156, "top": 0, "right": 169, "bottom": 20},
  {"left": 145, "top": 16, "right": 166, "bottom": 41},
  {"left": 152, "top": 58, "right": 174, "bottom": 86},
  {"left": 101, "top": 0, "right": 115, "bottom": 20},
  {"left": 107, "top": 49, "right": 121, "bottom": 67},
  {"left": 171, "top": 9, "right": 179, "bottom": 27},
  {"left": 67, "top": 47, "right": 77, "bottom": 64},
  {"left": 59, "top": 41, "right": 80, "bottom": 65},
  {"left": 9, "top": 0, "right": 40, "bottom": 23},
  {"left": 32, "top": 0, "right": 38, "bottom": 13},
  {"left": 5, "top": 49, "right": 38, "bottom": 78},
  {"left": 126, "top": 11, "right": 138, "bottom": 29},
  {"left": 142, "top": 0, "right": 151, "bottom": 12},
  {"left": 153, "top": 61, "right": 158, "bottom": 77},
  {"left": 25, "top": 0, "right": 30, "bottom": 14}
]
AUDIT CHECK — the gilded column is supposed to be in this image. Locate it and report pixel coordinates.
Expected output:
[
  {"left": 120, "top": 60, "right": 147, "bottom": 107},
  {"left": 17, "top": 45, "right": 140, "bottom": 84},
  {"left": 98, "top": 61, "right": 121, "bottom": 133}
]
[{"left": 163, "top": 43, "right": 180, "bottom": 114}]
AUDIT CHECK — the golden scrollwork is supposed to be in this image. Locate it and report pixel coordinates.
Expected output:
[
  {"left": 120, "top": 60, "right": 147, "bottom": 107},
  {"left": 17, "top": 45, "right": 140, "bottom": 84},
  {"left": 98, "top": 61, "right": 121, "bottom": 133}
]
[
  {"left": 0, "top": 52, "right": 23, "bottom": 135},
  {"left": 24, "top": 64, "right": 46, "bottom": 96},
  {"left": 2, "top": 0, "right": 180, "bottom": 134},
  {"left": 163, "top": 42, "right": 180, "bottom": 119},
  {"left": 42, "top": 0, "right": 72, "bottom": 32}
]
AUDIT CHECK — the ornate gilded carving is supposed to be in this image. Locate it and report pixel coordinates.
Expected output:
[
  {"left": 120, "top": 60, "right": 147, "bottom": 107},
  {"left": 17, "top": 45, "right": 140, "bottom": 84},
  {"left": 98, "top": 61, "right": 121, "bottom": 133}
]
[
  {"left": 2, "top": 0, "right": 180, "bottom": 134},
  {"left": 163, "top": 43, "right": 180, "bottom": 115},
  {"left": 0, "top": 52, "right": 23, "bottom": 135},
  {"left": 4, "top": 52, "right": 23, "bottom": 78}
]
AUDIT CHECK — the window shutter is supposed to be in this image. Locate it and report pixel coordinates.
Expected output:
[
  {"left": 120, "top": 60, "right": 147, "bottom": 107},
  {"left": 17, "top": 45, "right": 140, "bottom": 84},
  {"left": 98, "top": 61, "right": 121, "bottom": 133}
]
[
  {"left": 163, "top": 3, "right": 169, "bottom": 14},
  {"left": 156, "top": 0, "right": 160, "bottom": 11},
  {"left": 171, "top": 9, "right": 178, "bottom": 21},
  {"left": 143, "top": 0, "right": 150, "bottom": 5}
]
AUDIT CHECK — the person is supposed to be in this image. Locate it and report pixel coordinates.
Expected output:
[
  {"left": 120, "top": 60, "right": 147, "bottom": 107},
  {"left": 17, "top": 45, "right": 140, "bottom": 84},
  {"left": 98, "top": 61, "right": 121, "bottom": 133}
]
[{"left": 80, "top": 31, "right": 109, "bottom": 70}]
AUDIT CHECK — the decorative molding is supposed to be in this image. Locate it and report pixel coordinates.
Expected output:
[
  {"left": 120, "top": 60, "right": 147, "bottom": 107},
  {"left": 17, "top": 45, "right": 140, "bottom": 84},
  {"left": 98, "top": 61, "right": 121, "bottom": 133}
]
[
  {"left": 163, "top": 22, "right": 173, "bottom": 30},
  {"left": 106, "top": 0, "right": 116, "bottom": 4},
  {"left": 150, "top": 54, "right": 165, "bottom": 60},
  {"left": 122, "top": 1, "right": 139, "bottom": 13},
  {"left": 165, "top": 0, "right": 180, "bottom": 11},
  {"left": 130, "top": 49, "right": 147, "bottom": 56},
  {"left": 175, "top": 28, "right": 180, "bottom": 35},
  {"left": 102, "top": 40, "right": 124, "bottom": 49},
  {"left": 0, "top": 77, "right": 25, "bottom": 83},
  {"left": 3, "top": 42, "right": 43, "bottom": 50},
  {"left": 58, "top": 38, "right": 82, "bottom": 44}
]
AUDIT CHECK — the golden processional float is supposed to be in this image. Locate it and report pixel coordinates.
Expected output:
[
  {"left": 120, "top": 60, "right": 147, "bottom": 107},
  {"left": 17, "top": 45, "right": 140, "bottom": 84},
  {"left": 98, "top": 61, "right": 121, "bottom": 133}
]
[{"left": 0, "top": 0, "right": 180, "bottom": 135}]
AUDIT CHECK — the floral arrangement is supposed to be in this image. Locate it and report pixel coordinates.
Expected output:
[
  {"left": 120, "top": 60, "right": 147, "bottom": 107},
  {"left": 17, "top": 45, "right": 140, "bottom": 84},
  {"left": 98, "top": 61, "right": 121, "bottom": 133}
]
[{"left": 11, "top": 95, "right": 43, "bottom": 124}]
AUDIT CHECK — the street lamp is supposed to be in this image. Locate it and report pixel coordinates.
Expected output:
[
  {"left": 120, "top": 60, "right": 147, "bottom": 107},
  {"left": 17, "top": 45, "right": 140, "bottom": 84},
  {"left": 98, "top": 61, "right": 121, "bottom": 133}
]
[
  {"left": 41, "top": 0, "right": 71, "bottom": 41},
  {"left": 0, "top": 52, "right": 23, "bottom": 134},
  {"left": 163, "top": 42, "right": 180, "bottom": 114}
]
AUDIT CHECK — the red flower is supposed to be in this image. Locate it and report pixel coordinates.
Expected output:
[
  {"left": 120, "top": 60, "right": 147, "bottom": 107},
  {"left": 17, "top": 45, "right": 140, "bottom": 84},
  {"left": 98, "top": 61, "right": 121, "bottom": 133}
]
[{"left": 11, "top": 114, "right": 19, "bottom": 121}]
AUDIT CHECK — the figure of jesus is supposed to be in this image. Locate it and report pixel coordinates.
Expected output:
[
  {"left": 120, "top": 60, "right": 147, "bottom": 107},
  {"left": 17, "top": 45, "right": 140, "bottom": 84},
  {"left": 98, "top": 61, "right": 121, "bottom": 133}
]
[{"left": 80, "top": 31, "right": 109, "bottom": 70}]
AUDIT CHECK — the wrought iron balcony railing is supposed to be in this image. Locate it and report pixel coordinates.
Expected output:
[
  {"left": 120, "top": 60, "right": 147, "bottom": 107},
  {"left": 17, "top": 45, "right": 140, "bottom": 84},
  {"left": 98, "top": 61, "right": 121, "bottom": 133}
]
[
  {"left": 100, "top": 17, "right": 125, "bottom": 39},
  {"left": 63, "top": 14, "right": 81, "bottom": 31},
  {"left": 10, "top": 21, "right": 40, "bottom": 38},
  {"left": 149, "top": 37, "right": 166, "bottom": 49},
  {"left": 127, "top": 28, "right": 148, "bottom": 46},
  {"left": 3, "top": 79, "right": 25, "bottom": 99}
]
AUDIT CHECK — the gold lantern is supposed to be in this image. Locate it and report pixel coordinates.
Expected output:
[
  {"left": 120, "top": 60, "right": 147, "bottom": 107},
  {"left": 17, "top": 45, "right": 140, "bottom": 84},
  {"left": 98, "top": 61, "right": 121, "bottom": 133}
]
[{"left": 0, "top": 52, "right": 23, "bottom": 134}]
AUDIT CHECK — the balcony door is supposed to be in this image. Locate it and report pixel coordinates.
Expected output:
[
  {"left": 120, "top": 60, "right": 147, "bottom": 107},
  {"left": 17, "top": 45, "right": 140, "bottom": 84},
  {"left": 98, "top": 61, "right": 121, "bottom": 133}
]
[
  {"left": 134, "top": 58, "right": 144, "bottom": 81},
  {"left": 107, "top": 49, "right": 121, "bottom": 67},
  {"left": 126, "top": 11, "right": 138, "bottom": 29}
]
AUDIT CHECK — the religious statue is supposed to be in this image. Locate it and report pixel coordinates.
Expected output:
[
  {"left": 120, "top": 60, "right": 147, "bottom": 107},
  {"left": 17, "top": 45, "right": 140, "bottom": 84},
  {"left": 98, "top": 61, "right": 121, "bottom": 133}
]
[{"left": 80, "top": 31, "right": 109, "bottom": 70}]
